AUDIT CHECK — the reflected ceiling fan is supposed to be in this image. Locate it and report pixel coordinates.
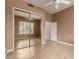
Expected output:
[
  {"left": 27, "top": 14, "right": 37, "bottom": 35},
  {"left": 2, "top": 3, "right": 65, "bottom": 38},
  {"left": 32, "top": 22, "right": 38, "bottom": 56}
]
[{"left": 45, "top": 0, "right": 71, "bottom": 9}]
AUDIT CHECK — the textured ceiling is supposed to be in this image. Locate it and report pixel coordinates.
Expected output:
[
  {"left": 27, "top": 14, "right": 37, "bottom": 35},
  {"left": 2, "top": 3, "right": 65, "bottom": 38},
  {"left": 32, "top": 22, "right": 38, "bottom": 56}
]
[{"left": 23, "top": 0, "right": 74, "bottom": 14}]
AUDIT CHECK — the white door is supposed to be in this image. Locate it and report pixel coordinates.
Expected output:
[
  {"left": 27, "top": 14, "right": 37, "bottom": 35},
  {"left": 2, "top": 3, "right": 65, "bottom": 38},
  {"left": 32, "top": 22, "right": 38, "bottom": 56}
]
[
  {"left": 51, "top": 22, "right": 57, "bottom": 41},
  {"left": 45, "top": 21, "right": 51, "bottom": 40}
]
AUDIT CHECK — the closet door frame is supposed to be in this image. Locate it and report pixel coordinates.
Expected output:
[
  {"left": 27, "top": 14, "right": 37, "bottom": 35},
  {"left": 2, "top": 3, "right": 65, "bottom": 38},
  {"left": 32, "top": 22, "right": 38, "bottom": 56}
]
[{"left": 13, "top": 7, "right": 43, "bottom": 51}]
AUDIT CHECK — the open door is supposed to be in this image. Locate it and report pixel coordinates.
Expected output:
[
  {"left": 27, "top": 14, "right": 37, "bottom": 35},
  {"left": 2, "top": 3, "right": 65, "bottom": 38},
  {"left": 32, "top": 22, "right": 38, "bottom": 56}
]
[
  {"left": 51, "top": 22, "right": 57, "bottom": 41},
  {"left": 45, "top": 21, "right": 51, "bottom": 41}
]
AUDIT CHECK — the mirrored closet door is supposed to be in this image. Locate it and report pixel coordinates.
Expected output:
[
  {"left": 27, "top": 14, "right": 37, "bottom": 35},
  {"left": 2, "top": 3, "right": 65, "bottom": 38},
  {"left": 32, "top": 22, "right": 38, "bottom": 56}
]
[
  {"left": 14, "top": 9, "right": 41, "bottom": 49},
  {"left": 14, "top": 9, "right": 30, "bottom": 49}
]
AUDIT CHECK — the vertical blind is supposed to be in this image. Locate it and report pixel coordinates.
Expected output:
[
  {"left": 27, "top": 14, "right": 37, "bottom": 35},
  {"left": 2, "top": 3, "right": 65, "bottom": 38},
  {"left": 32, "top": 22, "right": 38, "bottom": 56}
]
[{"left": 19, "top": 21, "right": 34, "bottom": 34}]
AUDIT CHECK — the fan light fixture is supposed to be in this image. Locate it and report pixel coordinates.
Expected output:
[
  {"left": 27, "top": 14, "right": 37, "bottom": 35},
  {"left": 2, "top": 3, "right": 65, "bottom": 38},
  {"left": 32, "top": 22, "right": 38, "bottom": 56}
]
[{"left": 45, "top": 0, "right": 71, "bottom": 9}]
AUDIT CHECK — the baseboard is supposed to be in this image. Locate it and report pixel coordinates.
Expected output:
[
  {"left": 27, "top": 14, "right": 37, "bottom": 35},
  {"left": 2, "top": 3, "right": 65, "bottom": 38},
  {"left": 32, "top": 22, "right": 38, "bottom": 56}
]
[
  {"left": 42, "top": 41, "right": 46, "bottom": 45},
  {"left": 6, "top": 49, "right": 14, "bottom": 54},
  {"left": 57, "top": 41, "right": 74, "bottom": 46}
]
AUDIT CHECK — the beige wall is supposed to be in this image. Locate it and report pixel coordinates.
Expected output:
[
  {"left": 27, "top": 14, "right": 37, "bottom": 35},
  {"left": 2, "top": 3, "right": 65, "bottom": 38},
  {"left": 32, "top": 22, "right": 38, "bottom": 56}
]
[
  {"left": 53, "top": 6, "right": 74, "bottom": 44},
  {"left": 15, "top": 16, "right": 41, "bottom": 38},
  {"left": 6, "top": 0, "right": 53, "bottom": 50}
]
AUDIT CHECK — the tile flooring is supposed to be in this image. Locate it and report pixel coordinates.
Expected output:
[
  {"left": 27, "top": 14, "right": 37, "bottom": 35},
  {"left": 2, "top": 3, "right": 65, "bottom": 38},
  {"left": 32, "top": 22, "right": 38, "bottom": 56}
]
[
  {"left": 7, "top": 41, "right": 74, "bottom": 59},
  {"left": 15, "top": 37, "right": 41, "bottom": 49}
]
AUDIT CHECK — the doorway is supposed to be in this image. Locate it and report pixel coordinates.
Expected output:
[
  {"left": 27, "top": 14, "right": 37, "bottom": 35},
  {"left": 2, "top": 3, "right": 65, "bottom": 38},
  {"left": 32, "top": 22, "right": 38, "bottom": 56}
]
[
  {"left": 14, "top": 8, "right": 42, "bottom": 49},
  {"left": 45, "top": 21, "right": 57, "bottom": 43}
]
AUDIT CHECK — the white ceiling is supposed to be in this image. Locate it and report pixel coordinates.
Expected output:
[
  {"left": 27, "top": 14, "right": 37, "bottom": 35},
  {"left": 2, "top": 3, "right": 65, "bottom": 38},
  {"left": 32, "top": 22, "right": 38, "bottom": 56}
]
[{"left": 23, "top": 0, "right": 74, "bottom": 14}]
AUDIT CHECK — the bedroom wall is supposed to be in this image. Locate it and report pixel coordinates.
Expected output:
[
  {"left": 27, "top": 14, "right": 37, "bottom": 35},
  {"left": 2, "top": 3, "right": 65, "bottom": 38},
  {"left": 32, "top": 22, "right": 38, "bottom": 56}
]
[{"left": 53, "top": 6, "right": 74, "bottom": 44}]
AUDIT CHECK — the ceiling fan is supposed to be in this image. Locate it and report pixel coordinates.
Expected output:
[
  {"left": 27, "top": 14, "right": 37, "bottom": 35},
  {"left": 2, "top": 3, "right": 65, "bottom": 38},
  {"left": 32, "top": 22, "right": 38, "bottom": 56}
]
[{"left": 45, "top": 0, "right": 71, "bottom": 9}]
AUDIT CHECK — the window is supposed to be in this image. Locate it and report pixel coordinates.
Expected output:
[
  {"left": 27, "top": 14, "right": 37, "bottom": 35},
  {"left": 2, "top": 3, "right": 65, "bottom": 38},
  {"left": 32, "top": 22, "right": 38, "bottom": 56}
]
[{"left": 19, "top": 21, "right": 34, "bottom": 35}]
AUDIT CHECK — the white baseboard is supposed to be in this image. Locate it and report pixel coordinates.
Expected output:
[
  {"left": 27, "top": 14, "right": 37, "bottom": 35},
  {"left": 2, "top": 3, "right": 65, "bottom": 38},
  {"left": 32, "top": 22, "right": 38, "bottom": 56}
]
[
  {"left": 6, "top": 49, "right": 14, "bottom": 54},
  {"left": 42, "top": 41, "right": 46, "bottom": 45},
  {"left": 57, "top": 41, "right": 74, "bottom": 46}
]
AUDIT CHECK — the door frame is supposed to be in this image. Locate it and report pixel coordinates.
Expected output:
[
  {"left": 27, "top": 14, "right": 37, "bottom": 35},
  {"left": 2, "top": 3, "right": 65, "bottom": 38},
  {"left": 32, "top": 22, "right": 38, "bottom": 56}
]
[{"left": 13, "top": 7, "right": 44, "bottom": 50}]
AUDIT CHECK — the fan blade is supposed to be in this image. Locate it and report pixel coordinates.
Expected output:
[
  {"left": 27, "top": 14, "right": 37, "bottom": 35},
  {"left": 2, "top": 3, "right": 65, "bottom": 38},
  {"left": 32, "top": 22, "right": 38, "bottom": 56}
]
[
  {"left": 45, "top": 1, "right": 52, "bottom": 6},
  {"left": 55, "top": 2, "right": 59, "bottom": 9},
  {"left": 55, "top": 0, "right": 60, "bottom": 4},
  {"left": 60, "top": 0, "right": 71, "bottom": 4},
  {"left": 55, "top": 0, "right": 59, "bottom": 9},
  {"left": 55, "top": 4, "right": 58, "bottom": 9},
  {"left": 45, "top": 0, "right": 53, "bottom": 6}
]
